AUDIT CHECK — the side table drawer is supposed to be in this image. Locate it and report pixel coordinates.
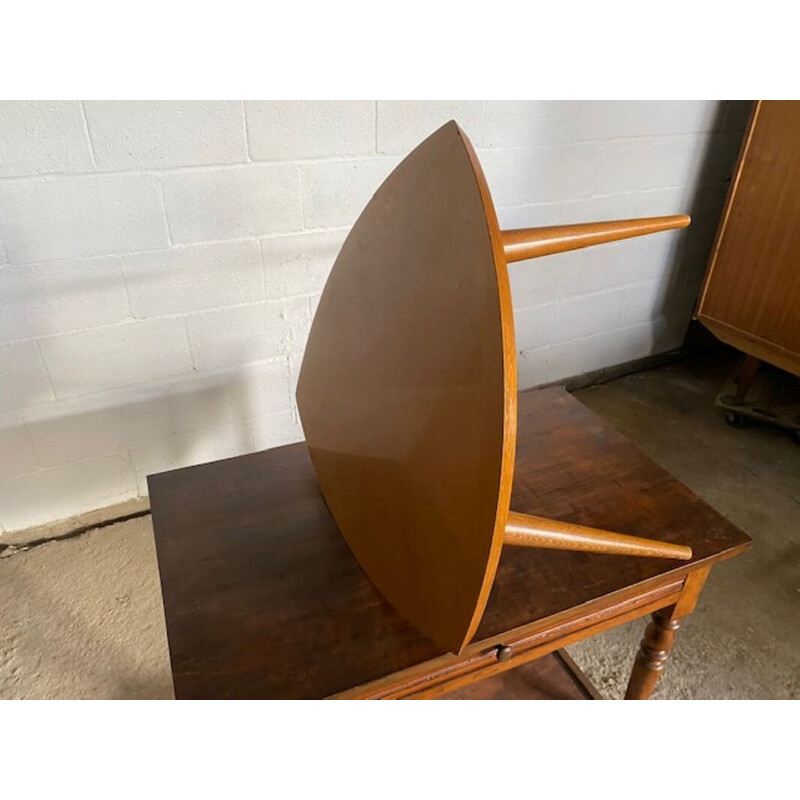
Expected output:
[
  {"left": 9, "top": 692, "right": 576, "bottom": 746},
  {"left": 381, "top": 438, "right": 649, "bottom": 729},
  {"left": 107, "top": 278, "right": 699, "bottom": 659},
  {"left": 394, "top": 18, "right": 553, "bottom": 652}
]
[{"left": 331, "top": 576, "right": 684, "bottom": 698}]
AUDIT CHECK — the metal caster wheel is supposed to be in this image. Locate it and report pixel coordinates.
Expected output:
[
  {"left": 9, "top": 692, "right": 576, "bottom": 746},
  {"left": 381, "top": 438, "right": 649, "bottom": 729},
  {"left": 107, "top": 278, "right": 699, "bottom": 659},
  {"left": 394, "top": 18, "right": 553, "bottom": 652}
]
[{"left": 725, "top": 411, "right": 746, "bottom": 428}]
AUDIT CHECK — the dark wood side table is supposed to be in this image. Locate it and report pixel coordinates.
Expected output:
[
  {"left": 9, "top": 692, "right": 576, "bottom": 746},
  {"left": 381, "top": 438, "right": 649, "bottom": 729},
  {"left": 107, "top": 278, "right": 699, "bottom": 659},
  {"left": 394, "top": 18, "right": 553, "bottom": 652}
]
[{"left": 149, "top": 387, "right": 751, "bottom": 700}]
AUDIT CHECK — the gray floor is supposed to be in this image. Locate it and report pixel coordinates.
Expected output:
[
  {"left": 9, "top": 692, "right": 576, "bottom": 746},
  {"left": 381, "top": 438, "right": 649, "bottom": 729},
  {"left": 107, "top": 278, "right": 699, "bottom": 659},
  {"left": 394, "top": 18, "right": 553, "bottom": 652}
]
[
  {"left": 1, "top": 351, "right": 798, "bottom": 699},
  {"left": 571, "top": 352, "right": 800, "bottom": 699}
]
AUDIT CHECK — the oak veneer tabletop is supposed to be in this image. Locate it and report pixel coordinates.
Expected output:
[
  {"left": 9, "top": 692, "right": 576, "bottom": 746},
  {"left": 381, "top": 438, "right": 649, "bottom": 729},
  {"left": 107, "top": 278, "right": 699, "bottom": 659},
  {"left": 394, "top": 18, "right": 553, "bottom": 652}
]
[{"left": 149, "top": 386, "right": 750, "bottom": 700}]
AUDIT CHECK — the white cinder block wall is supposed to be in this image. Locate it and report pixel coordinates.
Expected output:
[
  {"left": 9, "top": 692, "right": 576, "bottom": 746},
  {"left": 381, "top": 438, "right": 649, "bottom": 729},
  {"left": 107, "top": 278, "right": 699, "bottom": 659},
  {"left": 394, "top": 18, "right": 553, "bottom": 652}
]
[{"left": 0, "top": 100, "right": 750, "bottom": 533}]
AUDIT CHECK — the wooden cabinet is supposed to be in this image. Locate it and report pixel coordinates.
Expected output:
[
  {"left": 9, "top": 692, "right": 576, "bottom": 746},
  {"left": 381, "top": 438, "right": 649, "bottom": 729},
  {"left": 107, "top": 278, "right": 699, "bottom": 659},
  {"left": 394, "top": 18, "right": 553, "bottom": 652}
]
[{"left": 697, "top": 101, "right": 800, "bottom": 377}]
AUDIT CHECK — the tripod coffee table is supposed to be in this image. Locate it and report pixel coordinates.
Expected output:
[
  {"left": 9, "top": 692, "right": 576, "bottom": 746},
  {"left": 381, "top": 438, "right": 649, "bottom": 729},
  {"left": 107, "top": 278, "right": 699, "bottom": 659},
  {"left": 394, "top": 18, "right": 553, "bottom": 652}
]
[{"left": 149, "top": 386, "right": 751, "bottom": 700}]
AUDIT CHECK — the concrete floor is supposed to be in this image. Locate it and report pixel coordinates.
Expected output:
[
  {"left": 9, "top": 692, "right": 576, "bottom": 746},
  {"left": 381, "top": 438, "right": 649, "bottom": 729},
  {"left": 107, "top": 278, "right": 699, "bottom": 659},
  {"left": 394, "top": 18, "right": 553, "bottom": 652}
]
[{"left": 1, "top": 351, "right": 798, "bottom": 699}]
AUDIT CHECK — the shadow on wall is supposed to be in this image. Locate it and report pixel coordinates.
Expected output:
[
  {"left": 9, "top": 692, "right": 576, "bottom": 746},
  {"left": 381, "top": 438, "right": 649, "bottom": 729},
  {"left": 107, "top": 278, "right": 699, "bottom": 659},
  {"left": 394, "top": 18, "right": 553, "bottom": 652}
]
[
  {"left": 0, "top": 154, "right": 353, "bottom": 533},
  {"left": 0, "top": 235, "right": 338, "bottom": 533},
  {"left": 0, "top": 101, "right": 752, "bottom": 535},
  {"left": 1, "top": 359, "right": 305, "bottom": 533},
  {"left": 507, "top": 101, "right": 751, "bottom": 388},
  {"left": 651, "top": 102, "right": 750, "bottom": 345}
]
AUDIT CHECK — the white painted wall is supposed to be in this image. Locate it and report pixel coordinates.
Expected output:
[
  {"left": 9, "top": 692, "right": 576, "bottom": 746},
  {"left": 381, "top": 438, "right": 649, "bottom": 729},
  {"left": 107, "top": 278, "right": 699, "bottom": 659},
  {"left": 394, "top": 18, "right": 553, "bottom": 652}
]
[{"left": 0, "top": 100, "right": 749, "bottom": 533}]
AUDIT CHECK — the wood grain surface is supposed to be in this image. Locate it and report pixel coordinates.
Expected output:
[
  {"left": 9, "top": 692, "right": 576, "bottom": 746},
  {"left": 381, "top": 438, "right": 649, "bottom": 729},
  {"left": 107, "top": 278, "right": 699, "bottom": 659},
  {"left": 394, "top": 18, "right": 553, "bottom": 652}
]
[
  {"left": 295, "top": 120, "right": 692, "bottom": 654},
  {"left": 502, "top": 216, "right": 689, "bottom": 262},
  {"left": 149, "top": 386, "right": 751, "bottom": 700},
  {"left": 697, "top": 100, "right": 800, "bottom": 376},
  {"left": 436, "top": 651, "right": 596, "bottom": 699},
  {"left": 295, "top": 121, "right": 515, "bottom": 653},
  {"left": 504, "top": 511, "right": 692, "bottom": 559}
]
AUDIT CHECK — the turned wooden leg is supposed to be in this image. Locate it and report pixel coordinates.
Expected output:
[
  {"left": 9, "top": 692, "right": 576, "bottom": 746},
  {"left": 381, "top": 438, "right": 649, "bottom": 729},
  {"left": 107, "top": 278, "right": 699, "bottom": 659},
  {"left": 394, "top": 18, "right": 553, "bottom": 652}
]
[
  {"left": 624, "top": 566, "right": 710, "bottom": 700},
  {"left": 625, "top": 610, "right": 681, "bottom": 699}
]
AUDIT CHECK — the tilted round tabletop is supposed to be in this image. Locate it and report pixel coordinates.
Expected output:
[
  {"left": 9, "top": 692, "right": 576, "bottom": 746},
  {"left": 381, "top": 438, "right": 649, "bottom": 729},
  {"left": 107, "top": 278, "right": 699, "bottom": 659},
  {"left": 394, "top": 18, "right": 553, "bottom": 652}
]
[
  {"left": 296, "top": 122, "right": 516, "bottom": 653},
  {"left": 296, "top": 121, "right": 693, "bottom": 654}
]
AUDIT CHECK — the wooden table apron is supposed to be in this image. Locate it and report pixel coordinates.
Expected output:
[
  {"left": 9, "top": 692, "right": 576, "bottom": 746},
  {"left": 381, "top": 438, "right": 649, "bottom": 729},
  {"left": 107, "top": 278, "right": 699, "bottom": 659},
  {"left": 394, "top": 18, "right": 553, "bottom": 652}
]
[{"left": 149, "top": 387, "right": 751, "bottom": 700}]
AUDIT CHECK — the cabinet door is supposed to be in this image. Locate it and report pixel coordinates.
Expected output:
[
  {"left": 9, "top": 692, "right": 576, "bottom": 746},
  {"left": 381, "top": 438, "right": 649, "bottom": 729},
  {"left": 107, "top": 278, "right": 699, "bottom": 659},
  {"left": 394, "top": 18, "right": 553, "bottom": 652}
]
[{"left": 697, "top": 101, "right": 800, "bottom": 376}]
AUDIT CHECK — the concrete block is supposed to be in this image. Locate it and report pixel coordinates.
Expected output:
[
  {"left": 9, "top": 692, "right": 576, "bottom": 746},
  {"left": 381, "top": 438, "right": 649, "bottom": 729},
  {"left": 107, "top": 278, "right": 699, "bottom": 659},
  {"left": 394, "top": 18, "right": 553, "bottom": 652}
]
[
  {"left": 0, "top": 340, "right": 55, "bottom": 412},
  {"left": 556, "top": 191, "right": 645, "bottom": 224},
  {"left": 548, "top": 288, "right": 626, "bottom": 344},
  {"left": 516, "top": 346, "right": 552, "bottom": 389},
  {"left": 38, "top": 318, "right": 192, "bottom": 398},
  {"left": 509, "top": 250, "right": 587, "bottom": 310},
  {"left": 84, "top": 101, "right": 247, "bottom": 169},
  {"left": 574, "top": 101, "right": 659, "bottom": 141},
  {"left": 123, "top": 241, "right": 263, "bottom": 318},
  {"left": 522, "top": 328, "right": 639, "bottom": 390},
  {"left": 513, "top": 302, "right": 561, "bottom": 352},
  {"left": 0, "top": 101, "right": 93, "bottom": 178},
  {"left": 484, "top": 101, "right": 580, "bottom": 146},
  {"left": 635, "top": 185, "right": 696, "bottom": 217},
  {"left": 249, "top": 409, "right": 303, "bottom": 451},
  {"left": 302, "top": 157, "right": 399, "bottom": 228},
  {"left": 656, "top": 101, "right": 725, "bottom": 135},
  {"left": 376, "top": 101, "right": 485, "bottom": 153},
  {"left": 479, "top": 143, "right": 600, "bottom": 206},
  {"left": 287, "top": 352, "right": 303, "bottom": 396},
  {"left": 578, "top": 328, "right": 637, "bottom": 372},
  {"left": 168, "top": 359, "right": 291, "bottom": 434},
  {"left": 620, "top": 279, "right": 669, "bottom": 326},
  {"left": 261, "top": 230, "right": 345, "bottom": 300},
  {"left": 23, "top": 387, "right": 173, "bottom": 469},
  {"left": 246, "top": 101, "right": 374, "bottom": 160},
  {"left": 618, "top": 317, "right": 684, "bottom": 364},
  {"left": 495, "top": 201, "right": 564, "bottom": 230},
  {"left": 0, "top": 174, "right": 169, "bottom": 263},
  {"left": 186, "top": 296, "right": 309, "bottom": 371},
  {"left": 582, "top": 234, "right": 680, "bottom": 291},
  {"left": 585, "top": 317, "right": 682, "bottom": 370},
  {"left": 597, "top": 138, "right": 676, "bottom": 194},
  {"left": 514, "top": 284, "right": 628, "bottom": 350},
  {"left": 548, "top": 339, "right": 595, "bottom": 385},
  {"left": 307, "top": 293, "right": 321, "bottom": 320},
  {"left": 0, "top": 454, "right": 138, "bottom": 533},
  {"left": 669, "top": 132, "right": 743, "bottom": 187},
  {"left": 161, "top": 163, "right": 302, "bottom": 244},
  {"left": 130, "top": 422, "right": 253, "bottom": 495},
  {"left": 0, "top": 412, "right": 37, "bottom": 478},
  {"left": 0, "top": 257, "right": 130, "bottom": 342}
]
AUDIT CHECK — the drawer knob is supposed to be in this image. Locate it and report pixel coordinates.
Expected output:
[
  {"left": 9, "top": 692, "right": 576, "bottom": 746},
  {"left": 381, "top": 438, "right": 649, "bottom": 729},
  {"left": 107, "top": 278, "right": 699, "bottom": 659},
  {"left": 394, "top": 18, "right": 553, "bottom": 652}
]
[{"left": 496, "top": 645, "right": 513, "bottom": 662}]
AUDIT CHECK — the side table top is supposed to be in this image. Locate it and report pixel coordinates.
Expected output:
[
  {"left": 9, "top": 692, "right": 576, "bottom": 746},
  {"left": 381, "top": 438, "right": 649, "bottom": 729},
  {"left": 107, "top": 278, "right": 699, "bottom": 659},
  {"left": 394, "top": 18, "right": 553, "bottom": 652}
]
[{"left": 149, "top": 386, "right": 751, "bottom": 699}]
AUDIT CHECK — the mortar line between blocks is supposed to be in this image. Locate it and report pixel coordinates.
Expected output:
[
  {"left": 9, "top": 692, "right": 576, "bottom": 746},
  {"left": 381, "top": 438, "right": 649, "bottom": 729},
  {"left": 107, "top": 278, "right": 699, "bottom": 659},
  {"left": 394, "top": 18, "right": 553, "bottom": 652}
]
[
  {"left": 241, "top": 101, "right": 254, "bottom": 163},
  {"left": 373, "top": 100, "right": 378, "bottom": 154},
  {"left": 33, "top": 339, "right": 58, "bottom": 400},
  {"left": 182, "top": 316, "right": 196, "bottom": 371},
  {"left": 156, "top": 177, "right": 174, "bottom": 245},
  {"left": 0, "top": 131, "right": 734, "bottom": 184},
  {"left": 78, "top": 101, "right": 99, "bottom": 169},
  {"left": 0, "top": 225, "right": 352, "bottom": 269},
  {"left": 0, "top": 291, "right": 318, "bottom": 347}
]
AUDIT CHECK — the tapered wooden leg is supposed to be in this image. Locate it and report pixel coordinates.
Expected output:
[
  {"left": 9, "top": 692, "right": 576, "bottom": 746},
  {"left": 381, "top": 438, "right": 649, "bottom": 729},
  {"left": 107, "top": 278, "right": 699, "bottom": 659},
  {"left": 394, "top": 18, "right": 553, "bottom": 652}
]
[
  {"left": 624, "top": 566, "right": 710, "bottom": 699},
  {"left": 501, "top": 215, "right": 690, "bottom": 262},
  {"left": 505, "top": 511, "right": 692, "bottom": 560}
]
